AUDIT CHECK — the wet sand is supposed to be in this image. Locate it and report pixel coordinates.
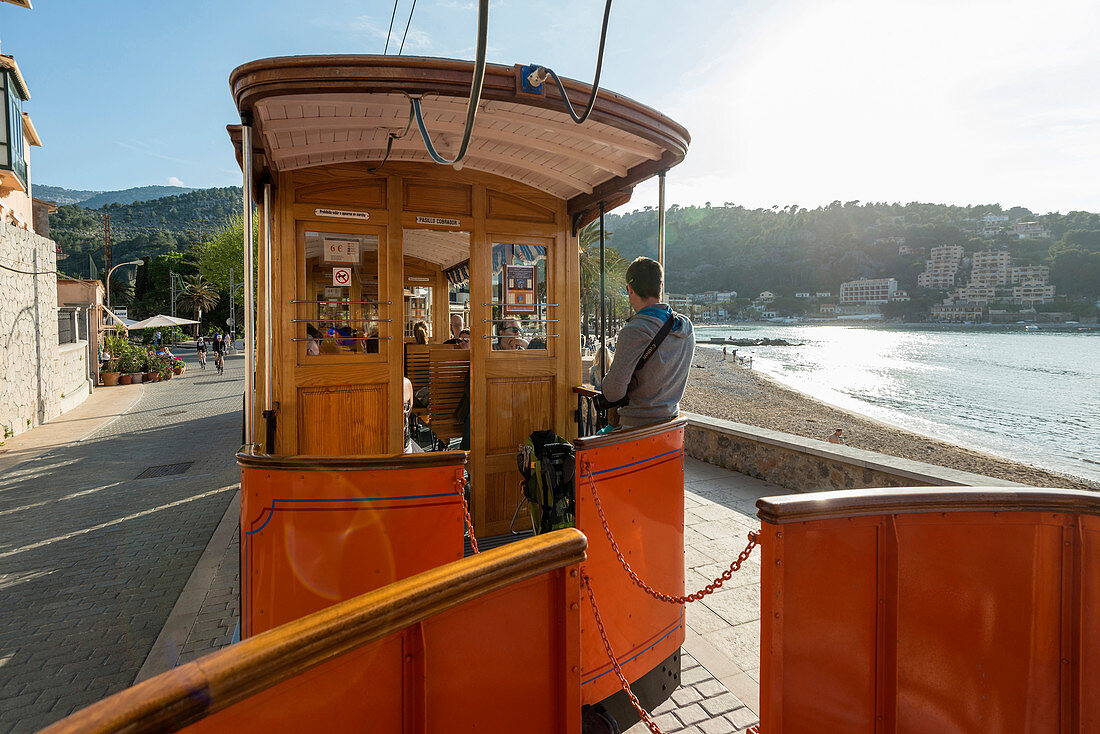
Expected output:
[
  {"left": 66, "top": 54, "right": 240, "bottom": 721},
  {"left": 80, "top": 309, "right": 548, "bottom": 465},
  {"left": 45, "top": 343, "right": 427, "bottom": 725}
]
[{"left": 682, "top": 348, "right": 1098, "bottom": 491}]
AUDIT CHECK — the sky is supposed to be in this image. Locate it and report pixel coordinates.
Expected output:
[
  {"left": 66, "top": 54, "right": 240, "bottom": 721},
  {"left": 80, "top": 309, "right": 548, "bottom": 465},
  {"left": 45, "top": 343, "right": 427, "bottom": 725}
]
[{"left": 2, "top": 0, "right": 1098, "bottom": 213}]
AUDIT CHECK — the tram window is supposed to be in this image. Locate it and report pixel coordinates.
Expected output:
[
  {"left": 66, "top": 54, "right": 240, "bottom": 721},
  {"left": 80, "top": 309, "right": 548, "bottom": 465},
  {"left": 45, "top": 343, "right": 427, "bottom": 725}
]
[
  {"left": 300, "top": 231, "right": 382, "bottom": 358},
  {"left": 404, "top": 285, "right": 433, "bottom": 340},
  {"left": 490, "top": 243, "right": 548, "bottom": 351}
]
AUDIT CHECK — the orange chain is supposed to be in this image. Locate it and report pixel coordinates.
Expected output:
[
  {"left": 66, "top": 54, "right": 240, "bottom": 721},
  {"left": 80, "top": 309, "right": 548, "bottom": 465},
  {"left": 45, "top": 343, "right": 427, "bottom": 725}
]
[
  {"left": 582, "top": 571, "right": 667, "bottom": 734},
  {"left": 456, "top": 472, "right": 479, "bottom": 554},
  {"left": 581, "top": 459, "right": 759, "bottom": 604}
]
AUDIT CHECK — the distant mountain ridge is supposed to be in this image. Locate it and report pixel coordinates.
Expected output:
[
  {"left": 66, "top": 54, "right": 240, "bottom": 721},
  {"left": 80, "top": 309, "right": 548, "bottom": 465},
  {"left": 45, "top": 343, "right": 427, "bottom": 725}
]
[{"left": 35, "top": 184, "right": 196, "bottom": 208}]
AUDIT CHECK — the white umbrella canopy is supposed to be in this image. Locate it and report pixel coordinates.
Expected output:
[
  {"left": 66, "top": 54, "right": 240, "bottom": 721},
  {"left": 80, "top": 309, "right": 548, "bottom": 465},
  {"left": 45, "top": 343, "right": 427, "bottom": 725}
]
[{"left": 126, "top": 314, "right": 200, "bottom": 330}]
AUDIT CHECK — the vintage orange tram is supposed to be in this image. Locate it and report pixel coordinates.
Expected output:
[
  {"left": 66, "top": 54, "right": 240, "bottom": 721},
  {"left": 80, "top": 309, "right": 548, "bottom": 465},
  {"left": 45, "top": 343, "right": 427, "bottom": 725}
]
[{"left": 43, "top": 45, "right": 1100, "bottom": 734}]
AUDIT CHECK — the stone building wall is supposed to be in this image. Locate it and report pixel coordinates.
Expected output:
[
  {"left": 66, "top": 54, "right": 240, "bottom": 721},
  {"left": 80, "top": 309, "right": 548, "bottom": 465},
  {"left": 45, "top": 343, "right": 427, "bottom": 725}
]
[{"left": 0, "top": 220, "right": 61, "bottom": 437}]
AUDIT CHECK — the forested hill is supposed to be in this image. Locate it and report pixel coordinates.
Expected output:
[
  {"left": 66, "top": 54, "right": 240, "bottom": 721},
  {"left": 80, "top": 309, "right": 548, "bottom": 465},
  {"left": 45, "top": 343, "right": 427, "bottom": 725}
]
[
  {"left": 604, "top": 202, "right": 1100, "bottom": 298},
  {"left": 35, "top": 184, "right": 195, "bottom": 207},
  {"left": 53, "top": 187, "right": 241, "bottom": 277}
]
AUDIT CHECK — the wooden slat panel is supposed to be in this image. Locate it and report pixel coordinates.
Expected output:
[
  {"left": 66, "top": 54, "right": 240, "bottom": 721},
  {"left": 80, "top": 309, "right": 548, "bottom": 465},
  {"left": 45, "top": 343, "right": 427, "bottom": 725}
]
[
  {"left": 403, "top": 180, "right": 473, "bottom": 217},
  {"left": 486, "top": 189, "right": 556, "bottom": 224},
  {"left": 427, "top": 348, "right": 470, "bottom": 442},
  {"left": 404, "top": 344, "right": 431, "bottom": 393},
  {"left": 485, "top": 377, "right": 553, "bottom": 454},
  {"left": 297, "top": 384, "right": 386, "bottom": 455}
]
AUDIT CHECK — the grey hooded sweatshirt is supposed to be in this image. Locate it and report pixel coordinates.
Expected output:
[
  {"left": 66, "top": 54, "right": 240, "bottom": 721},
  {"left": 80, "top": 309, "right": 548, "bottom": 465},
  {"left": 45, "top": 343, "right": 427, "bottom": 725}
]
[{"left": 601, "top": 304, "right": 695, "bottom": 428}]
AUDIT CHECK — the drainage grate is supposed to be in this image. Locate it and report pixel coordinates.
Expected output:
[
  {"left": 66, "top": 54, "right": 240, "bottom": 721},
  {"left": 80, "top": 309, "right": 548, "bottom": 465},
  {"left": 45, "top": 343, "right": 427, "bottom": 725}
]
[
  {"left": 158, "top": 410, "right": 187, "bottom": 417},
  {"left": 136, "top": 462, "right": 193, "bottom": 479}
]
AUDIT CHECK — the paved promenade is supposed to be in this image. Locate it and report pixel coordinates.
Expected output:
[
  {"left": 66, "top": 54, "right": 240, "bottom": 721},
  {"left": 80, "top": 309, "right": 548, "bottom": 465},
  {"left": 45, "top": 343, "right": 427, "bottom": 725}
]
[{"left": 0, "top": 352, "right": 244, "bottom": 734}]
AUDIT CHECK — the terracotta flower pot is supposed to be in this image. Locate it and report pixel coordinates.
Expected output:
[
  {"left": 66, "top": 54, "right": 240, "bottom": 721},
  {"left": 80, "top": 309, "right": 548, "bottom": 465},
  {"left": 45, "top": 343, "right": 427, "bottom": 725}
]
[
  {"left": 130, "top": 373, "right": 143, "bottom": 384},
  {"left": 173, "top": 366, "right": 184, "bottom": 375},
  {"left": 144, "top": 372, "right": 158, "bottom": 383},
  {"left": 100, "top": 371, "right": 120, "bottom": 386},
  {"left": 119, "top": 374, "right": 133, "bottom": 385}
]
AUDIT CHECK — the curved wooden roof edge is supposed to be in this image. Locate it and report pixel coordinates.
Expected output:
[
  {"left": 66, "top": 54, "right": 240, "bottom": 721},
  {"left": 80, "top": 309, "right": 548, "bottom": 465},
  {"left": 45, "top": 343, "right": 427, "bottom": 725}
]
[{"left": 228, "top": 55, "right": 690, "bottom": 223}]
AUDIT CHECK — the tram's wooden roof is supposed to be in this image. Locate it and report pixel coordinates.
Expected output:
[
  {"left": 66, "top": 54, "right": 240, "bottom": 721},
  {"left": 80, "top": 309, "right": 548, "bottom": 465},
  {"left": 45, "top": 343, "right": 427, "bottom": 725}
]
[{"left": 228, "top": 55, "right": 690, "bottom": 222}]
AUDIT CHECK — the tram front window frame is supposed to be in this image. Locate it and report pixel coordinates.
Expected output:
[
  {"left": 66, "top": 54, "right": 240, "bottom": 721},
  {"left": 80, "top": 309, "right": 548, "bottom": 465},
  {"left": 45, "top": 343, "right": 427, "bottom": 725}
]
[{"left": 295, "top": 224, "right": 390, "bottom": 365}]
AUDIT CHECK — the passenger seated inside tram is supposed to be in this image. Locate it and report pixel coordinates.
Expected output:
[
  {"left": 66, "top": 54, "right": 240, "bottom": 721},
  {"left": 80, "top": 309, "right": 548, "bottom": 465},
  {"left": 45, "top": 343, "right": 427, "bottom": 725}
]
[
  {"left": 364, "top": 324, "right": 380, "bottom": 354},
  {"left": 403, "top": 377, "right": 424, "bottom": 454},
  {"left": 443, "top": 314, "right": 465, "bottom": 344},
  {"left": 305, "top": 324, "right": 322, "bottom": 355},
  {"left": 457, "top": 328, "right": 470, "bottom": 347},
  {"left": 413, "top": 320, "right": 429, "bottom": 345},
  {"left": 494, "top": 318, "right": 528, "bottom": 350}
]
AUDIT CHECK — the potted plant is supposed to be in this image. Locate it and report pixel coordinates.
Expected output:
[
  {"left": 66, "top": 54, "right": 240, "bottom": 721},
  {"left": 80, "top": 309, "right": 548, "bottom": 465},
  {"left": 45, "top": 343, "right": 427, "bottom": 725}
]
[
  {"left": 172, "top": 357, "right": 185, "bottom": 375},
  {"left": 143, "top": 353, "right": 159, "bottom": 383},
  {"left": 100, "top": 358, "right": 121, "bottom": 386},
  {"left": 118, "top": 353, "right": 138, "bottom": 385},
  {"left": 159, "top": 357, "right": 174, "bottom": 381}
]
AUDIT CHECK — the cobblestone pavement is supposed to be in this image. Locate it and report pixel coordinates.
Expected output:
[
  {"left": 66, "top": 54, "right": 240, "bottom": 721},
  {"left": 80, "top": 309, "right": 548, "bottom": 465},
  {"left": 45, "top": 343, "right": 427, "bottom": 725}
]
[
  {"left": 0, "top": 352, "right": 245, "bottom": 734},
  {"left": 176, "top": 525, "right": 239, "bottom": 666}
]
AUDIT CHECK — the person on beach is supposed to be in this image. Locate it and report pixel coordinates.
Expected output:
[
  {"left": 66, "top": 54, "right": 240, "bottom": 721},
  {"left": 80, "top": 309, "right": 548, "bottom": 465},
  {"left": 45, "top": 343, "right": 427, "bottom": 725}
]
[
  {"left": 828, "top": 428, "right": 844, "bottom": 444},
  {"left": 598, "top": 257, "right": 695, "bottom": 429}
]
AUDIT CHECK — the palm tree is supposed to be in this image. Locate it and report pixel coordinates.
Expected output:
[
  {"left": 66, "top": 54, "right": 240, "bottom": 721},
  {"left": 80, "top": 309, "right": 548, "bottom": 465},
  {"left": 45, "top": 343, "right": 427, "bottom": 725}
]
[
  {"left": 177, "top": 273, "right": 220, "bottom": 335},
  {"left": 578, "top": 222, "right": 627, "bottom": 342}
]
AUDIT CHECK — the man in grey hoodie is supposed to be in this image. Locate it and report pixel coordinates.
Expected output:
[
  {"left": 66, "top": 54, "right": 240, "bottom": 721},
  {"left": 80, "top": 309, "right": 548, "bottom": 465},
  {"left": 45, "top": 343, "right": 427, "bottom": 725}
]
[{"left": 600, "top": 257, "right": 695, "bottom": 429}]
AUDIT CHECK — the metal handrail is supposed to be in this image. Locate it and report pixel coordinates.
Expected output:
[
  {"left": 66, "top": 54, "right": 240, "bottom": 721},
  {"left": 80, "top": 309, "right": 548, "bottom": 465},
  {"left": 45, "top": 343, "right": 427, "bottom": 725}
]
[
  {"left": 291, "top": 300, "right": 393, "bottom": 305},
  {"left": 290, "top": 318, "right": 393, "bottom": 323},
  {"left": 291, "top": 337, "right": 394, "bottom": 342}
]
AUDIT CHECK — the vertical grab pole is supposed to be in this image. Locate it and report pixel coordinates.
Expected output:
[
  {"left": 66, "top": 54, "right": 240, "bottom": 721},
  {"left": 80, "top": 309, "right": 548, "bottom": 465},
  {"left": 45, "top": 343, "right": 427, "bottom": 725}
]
[
  {"left": 599, "top": 200, "right": 606, "bottom": 381},
  {"left": 262, "top": 183, "right": 276, "bottom": 452},
  {"left": 241, "top": 118, "right": 255, "bottom": 447},
  {"left": 657, "top": 169, "right": 667, "bottom": 301}
]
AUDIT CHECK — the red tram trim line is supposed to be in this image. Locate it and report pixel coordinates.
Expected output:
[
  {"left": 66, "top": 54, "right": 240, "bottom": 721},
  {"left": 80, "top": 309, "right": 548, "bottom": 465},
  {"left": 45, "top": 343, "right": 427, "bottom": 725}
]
[
  {"left": 582, "top": 611, "right": 684, "bottom": 685},
  {"left": 242, "top": 491, "right": 463, "bottom": 637}
]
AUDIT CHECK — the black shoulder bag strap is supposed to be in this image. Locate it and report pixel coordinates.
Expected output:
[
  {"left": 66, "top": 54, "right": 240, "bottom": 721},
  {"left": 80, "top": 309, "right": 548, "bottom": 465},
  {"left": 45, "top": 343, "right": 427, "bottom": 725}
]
[{"left": 602, "top": 311, "right": 678, "bottom": 409}]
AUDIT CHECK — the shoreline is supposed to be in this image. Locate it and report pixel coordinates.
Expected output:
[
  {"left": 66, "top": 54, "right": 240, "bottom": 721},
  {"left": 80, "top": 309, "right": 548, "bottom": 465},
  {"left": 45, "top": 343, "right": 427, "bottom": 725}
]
[{"left": 682, "top": 349, "right": 1099, "bottom": 491}]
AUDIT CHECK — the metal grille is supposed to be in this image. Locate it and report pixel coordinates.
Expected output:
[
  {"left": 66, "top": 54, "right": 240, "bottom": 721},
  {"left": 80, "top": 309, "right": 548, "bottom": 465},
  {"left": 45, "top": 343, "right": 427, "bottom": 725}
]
[
  {"left": 464, "top": 529, "right": 532, "bottom": 557},
  {"left": 136, "top": 462, "right": 193, "bottom": 479}
]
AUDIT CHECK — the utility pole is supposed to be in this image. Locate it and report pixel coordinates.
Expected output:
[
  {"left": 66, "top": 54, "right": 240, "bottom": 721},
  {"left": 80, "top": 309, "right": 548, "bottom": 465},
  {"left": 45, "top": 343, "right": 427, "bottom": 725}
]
[
  {"left": 170, "top": 271, "right": 176, "bottom": 317},
  {"left": 104, "top": 213, "right": 112, "bottom": 274}
]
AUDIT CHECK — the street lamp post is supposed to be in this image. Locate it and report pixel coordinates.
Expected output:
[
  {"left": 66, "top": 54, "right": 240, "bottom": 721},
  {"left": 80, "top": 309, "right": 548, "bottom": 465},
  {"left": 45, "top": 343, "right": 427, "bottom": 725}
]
[{"left": 106, "top": 260, "right": 143, "bottom": 312}]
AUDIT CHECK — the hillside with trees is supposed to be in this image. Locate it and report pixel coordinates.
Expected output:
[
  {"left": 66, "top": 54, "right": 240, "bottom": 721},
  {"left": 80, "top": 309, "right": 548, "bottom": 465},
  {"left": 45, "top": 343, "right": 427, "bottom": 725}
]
[
  {"left": 52, "top": 187, "right": 241, "bottom": 278},
  {"left": 603, "top": 201, "right": 1100, "bottom": 301}
]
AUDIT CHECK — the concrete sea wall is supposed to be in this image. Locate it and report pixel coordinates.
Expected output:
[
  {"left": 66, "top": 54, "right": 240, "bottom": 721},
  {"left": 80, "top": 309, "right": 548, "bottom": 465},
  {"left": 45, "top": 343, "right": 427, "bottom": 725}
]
[{"left": 682, "top": 411, "right": 1022, "bottom": 490}]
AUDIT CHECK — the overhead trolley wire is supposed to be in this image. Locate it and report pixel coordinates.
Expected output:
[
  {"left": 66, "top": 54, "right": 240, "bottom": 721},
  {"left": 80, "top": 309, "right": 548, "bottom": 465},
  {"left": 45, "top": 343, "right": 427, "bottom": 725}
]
[
  {"left": 398, "top": 0, "right": 418, "bottom": 55},
  {"left": 526, "top": 0, "right": 614, "bottom": 124},
  {"left": 411, "top": 0, "right": 489, "bottom": 167},
  {"left": 383, "top": 0, "right": 400, "bottom": 54}
]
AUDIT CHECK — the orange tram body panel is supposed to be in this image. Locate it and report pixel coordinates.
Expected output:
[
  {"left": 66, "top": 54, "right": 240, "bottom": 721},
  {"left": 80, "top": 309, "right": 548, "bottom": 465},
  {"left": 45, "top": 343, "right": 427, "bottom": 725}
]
[
  {"left": 238, "top": 451, "right": 467, "bottom": 637},
  {"left": 757, "top": 487, "right": 1100, "bottom": 733}
]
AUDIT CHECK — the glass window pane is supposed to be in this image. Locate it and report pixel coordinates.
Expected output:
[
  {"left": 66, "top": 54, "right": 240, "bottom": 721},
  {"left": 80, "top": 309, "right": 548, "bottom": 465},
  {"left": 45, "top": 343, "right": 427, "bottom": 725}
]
[
  {"left": 300, "top": 231, "right": 382, "bottom": 358},
  {"left": 404, "top": 284, "right": 433, "bottom": 339},
  {"left": 491, "top": 243, "right": 549, "bottom": 351}
]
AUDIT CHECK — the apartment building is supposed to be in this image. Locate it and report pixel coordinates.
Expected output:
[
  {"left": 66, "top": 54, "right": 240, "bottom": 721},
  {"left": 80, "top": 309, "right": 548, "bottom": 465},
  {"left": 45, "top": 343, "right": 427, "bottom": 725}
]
[
  {"left": 840, "top": 278, "right": 898, "bottom": 305},
  {"left": 1012, "top": 265, "right": 1050, "bottom": 284},
  {"left": 970, "top": 249, "right": 1013, "bottom": 286},
  {"left": 1012, "top": 283, "right": 1056, "bottom": 305},
  {"left": 917, "top": 245, "right": 964, "bottom": 289},
  {"left": 958, "top": 284, "right": 996, "bottom": 303},
  {"left": 931, "top": 303, "right": 985, "bottom": 322},
  {"left": 1012, "top": 221, "right": 1052, "bottom": 239}
]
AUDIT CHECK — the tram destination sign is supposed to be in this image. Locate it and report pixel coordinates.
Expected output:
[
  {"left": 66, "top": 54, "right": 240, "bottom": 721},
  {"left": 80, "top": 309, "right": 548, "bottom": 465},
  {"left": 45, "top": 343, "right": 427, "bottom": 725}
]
[
  {"left": 415, "top": 215, "right": 461, "bottom": 227},
  {"left": 315, "top": 208, "right": 370, "bottom": 220}
]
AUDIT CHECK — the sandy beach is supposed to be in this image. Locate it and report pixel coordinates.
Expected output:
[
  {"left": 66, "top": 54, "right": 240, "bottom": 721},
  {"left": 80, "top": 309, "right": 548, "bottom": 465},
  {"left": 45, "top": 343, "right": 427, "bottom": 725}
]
[{"left": 681, "top": 348, "right": 1099, "bottom": 491}]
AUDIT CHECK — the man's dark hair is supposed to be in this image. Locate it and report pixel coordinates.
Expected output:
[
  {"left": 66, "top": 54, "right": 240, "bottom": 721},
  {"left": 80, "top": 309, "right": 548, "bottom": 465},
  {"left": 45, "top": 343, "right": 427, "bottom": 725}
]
[{"left": 625, "top": 257, "right": 663, "bottom": 299}]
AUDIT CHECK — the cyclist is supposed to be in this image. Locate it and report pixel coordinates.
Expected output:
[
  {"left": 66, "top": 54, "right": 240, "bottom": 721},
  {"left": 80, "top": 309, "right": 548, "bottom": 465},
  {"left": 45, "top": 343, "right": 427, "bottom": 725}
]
[
  {"left": 196, "top": 336, "right": 207, "bottom": 369},
  {"left": 213, "top": 334, "right": 225, "bottom": 375}
]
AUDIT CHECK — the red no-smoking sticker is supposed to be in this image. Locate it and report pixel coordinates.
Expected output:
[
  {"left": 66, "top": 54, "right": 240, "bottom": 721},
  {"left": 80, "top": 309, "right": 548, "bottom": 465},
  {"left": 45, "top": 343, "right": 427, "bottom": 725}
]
[{"left": 332, "top": 267, "right": 351, "bottom": 286}]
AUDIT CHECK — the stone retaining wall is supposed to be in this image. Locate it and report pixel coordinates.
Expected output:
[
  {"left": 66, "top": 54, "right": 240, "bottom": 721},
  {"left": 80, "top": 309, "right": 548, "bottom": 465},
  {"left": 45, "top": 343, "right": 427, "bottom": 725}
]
[
  {"left": 57, "top": 340, "right": 90, "bottom": 399},
  {"left": 682, "top": 411, "right": 1022, "bottom": 491},
  {"left": 0, "top": 221, "right": 61, "bottom": 437}
]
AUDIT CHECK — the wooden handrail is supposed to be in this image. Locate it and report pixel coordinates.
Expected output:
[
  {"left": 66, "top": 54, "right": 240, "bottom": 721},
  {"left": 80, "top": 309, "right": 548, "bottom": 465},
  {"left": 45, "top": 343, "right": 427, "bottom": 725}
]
[
  {"left": 236, "top": 446, "right": 467, "bottom": 470},
  {"left": 757, "top": 486, "right": 1100, "bottom": 525},
  {"left": 572, "top": 385, "right": 600, "bottom": 398},
  {"left": 574, "top": 417, "right": 687, "bottom": 450},
  {"left": 42, "top": 529, "right": 588, "bottom": 734}
]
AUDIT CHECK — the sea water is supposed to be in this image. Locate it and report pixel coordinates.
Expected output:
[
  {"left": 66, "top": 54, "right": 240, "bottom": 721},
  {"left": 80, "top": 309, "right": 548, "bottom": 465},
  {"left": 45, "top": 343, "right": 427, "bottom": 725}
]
[{"left": 694, "top": 324, "right": 1100, "bottom": 484}]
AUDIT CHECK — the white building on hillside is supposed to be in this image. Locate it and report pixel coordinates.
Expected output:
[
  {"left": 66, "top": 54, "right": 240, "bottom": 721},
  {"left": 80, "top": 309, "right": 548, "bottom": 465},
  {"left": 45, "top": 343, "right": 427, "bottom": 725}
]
[
  {"left": 840, "top": 278, "right": 898, "bottom": 305},
  {"left": 917, "top": 245, "right": 964, "bottom": 289}
]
